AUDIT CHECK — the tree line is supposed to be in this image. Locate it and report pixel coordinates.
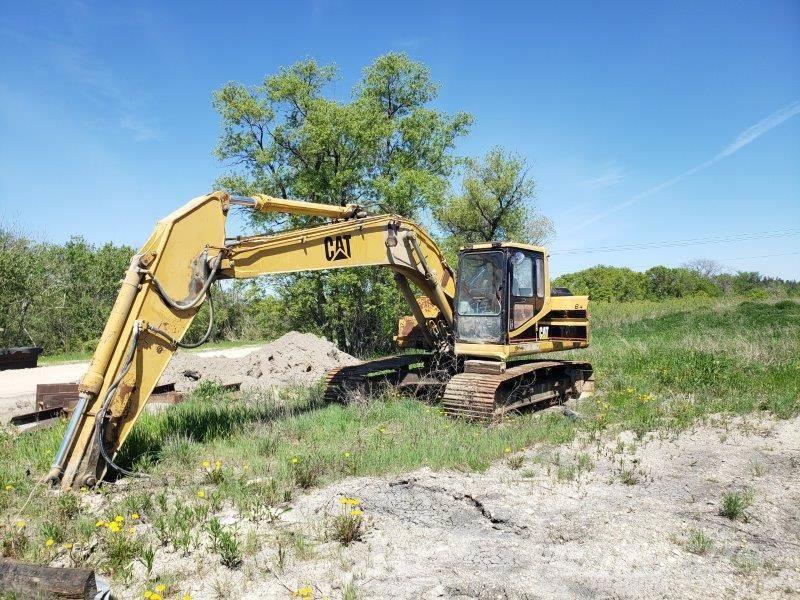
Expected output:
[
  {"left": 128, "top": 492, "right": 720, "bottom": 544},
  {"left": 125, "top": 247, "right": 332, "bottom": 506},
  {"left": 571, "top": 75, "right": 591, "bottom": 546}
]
[{"left": 553, "top": 264, "right": 799, "bottom": 303}]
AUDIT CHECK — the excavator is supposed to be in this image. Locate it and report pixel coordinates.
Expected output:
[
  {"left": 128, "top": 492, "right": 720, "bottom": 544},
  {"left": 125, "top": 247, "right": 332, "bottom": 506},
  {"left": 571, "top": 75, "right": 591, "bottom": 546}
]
[{"left": 46, "top": 191, "right": 593, "bottom": 490}]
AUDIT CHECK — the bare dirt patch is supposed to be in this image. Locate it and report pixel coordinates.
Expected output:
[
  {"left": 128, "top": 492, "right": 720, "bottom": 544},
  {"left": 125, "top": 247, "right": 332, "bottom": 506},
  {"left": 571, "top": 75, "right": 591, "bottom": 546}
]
[{"left": 111, "top": 415, "right": 799, "bottom": 599}]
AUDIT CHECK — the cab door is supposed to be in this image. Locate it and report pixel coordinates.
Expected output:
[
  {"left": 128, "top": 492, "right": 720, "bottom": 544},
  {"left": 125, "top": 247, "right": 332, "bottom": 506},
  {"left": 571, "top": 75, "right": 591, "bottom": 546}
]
[{"left": 508, "top": 250, "right": 545, "bottom": 334}]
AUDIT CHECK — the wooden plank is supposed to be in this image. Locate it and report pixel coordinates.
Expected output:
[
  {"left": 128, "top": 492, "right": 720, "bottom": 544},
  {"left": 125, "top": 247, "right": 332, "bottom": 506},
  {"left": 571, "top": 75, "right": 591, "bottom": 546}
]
[{"left": 0, "top": 559, "right": 97, "bottom": 599}]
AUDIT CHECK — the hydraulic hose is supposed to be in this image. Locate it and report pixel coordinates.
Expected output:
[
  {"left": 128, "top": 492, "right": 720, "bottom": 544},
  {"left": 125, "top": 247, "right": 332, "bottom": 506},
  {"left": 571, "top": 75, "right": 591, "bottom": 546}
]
[
  {"left": 95, "top": 322, "right": 147, "bottom": 478},
  {"left": 148, "top": 285, "right": 216, "bottom": 349},
  {"left": 147, "top": 252, "right": 223, "bottom": 311}
]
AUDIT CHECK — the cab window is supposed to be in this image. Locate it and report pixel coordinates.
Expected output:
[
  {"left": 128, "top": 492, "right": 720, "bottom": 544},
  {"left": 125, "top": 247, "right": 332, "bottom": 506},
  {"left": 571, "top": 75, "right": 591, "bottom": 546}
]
[{"left": 509, "top": 250, "right": 544, "bottom": 330}]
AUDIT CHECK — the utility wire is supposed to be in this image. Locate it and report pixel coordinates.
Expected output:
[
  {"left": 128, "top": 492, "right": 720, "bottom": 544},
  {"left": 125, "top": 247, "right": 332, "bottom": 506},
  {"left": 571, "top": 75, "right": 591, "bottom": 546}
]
[{"left": 551, "top": 227, "right": 800, "bottom": 255}]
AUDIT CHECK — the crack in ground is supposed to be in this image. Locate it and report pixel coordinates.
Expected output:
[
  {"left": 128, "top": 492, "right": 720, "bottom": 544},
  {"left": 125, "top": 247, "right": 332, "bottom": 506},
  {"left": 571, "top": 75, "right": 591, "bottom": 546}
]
[{"left": 388, "top": 478, "right": 529, "bottom": 536}]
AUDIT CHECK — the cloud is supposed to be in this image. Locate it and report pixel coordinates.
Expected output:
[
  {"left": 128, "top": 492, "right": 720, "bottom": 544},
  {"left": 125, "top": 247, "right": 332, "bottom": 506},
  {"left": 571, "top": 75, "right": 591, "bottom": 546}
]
[
  {"left": 579, "top": 165, "right": 625, "bottom": 190},
  {"left": 574, "top": 99, "right": 800, "bottom": 230},
  {"left": 47, "top": 38, "right": 160, "bottom": 142},
  {"left": 120, "top": 116, "right": 159, "bottom": 142}
]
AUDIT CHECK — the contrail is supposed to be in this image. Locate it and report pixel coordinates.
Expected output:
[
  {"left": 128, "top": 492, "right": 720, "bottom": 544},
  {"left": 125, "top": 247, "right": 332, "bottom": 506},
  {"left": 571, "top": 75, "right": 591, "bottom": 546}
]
[{"left": 574, "top": 99, "right": 800, "bottom": 231}]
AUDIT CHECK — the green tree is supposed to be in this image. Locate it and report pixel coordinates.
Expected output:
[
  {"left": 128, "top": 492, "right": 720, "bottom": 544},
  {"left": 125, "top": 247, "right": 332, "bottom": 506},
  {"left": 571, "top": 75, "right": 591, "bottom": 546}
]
[
  {"left": 432, "top": 147, "right": 552, "bottom": 258},
  {"left": 212, "top": 53, "right": 472, "bottom": 355}
]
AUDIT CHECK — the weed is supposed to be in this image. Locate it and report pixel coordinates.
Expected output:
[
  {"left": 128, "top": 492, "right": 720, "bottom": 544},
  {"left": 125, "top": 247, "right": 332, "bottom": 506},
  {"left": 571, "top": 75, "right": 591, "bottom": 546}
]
[
  {"left": 684, "top": 529, "right": 713, "bottom": 555},
  {"left": 343, "top": 581, "right": 359, "bottom": 600},
  {"left": 330, "top": 498, "right": 365, "bottom": 546},
  {"left": 719, "top": 490, "right": 753, "bottom": 521},
  {"left": 619, "top": 467, "right": 639, "bottom": 485},
  {"left": 291, "top": 457, "right": 322, "bottom": 489},
  {"left": 136, "top": 544, "right": 156, "bottom": 576},
  {"left": 749, "top": 458, "right": 766, "bottom": 477},
  {"left": 507, "top": 455, "right": 524, "bottom": 470},
  {"left": 217, "top": 528, "right": 242, "bottom": 569}
]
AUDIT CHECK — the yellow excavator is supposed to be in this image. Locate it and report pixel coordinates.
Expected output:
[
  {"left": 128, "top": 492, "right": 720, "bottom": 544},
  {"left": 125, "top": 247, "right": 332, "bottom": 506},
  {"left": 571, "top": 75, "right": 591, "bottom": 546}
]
[{"left": 46, "top": 191, "right": 592, "bottom": 490}]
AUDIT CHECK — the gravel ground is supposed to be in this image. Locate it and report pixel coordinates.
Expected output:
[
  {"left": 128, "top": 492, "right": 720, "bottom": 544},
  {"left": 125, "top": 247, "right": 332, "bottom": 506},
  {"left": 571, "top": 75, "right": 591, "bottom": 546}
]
[{"left": 121, "top": 414, "right": 800, "bottom": 599}]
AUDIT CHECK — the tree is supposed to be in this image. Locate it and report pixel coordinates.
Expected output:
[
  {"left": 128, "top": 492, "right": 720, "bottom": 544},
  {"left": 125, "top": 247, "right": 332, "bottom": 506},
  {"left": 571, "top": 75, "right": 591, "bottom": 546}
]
[
  {"left": 683, "top": 259, "right": 725, "bottom": 279},
  {"left": 432, "top": 147, "right": 552, "bottom": 257},
  {"left": 212, "top": 53, "right": 472, "bottom": 354}
]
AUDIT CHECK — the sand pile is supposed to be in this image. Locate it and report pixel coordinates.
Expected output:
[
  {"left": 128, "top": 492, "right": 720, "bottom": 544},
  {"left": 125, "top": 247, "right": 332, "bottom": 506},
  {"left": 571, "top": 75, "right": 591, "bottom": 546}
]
[{"left": 159, "top": 331, "right": 359, "bottom": 393}]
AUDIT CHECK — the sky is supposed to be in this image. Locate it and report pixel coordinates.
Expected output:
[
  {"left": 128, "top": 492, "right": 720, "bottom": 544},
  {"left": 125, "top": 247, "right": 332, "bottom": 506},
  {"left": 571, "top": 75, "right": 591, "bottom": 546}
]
[{"left": 1, "top": 0, "right": 798, "bottom": 279}]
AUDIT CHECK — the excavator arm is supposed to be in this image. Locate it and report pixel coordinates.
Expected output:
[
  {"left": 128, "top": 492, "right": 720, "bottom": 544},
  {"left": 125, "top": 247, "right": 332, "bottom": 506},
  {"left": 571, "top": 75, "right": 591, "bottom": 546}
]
[{"left": 48, "top": 192, "right": 455, "bottom": 490}]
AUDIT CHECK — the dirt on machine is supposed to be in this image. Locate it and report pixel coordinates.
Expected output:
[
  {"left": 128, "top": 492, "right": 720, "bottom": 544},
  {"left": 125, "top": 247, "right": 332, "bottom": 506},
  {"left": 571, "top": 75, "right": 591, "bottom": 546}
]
[{"left": 46, "top": 191, "right": 594, "bottom": 490}]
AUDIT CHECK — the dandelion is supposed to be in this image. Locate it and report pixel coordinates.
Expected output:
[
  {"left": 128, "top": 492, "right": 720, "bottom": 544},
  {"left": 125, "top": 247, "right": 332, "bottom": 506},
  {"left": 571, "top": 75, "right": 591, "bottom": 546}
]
[
  {"left": 114, "top": 515, "right": 124, "bottom": 523},
  {"left": 626, "top": 387, "right": 634, "bottom": 393},
  {"left": 107, "top": 522, "right": 121, "bottom": 533},
  {"left": 378, "top": 427, "right": 386, "bottom": 434},
  {"left": 504, "top": 447, "right": 511, "bottom": 454},
  {"left": 202, "top": 460, "right": 210, "bottom": 469},
  {"left": 183, "top": 595, "right": 192, "bottom": 600},
  {"left": 63, "top": 542, "right": 73, "bottom": 550},
  {"left": 95, "top": 520, "right": 105, "bottom": 527},
  {"left": 155, "top": 584, "right": 166, "bottom": 593},
  {"left": 343, "top": 452, "right": 350, "bottom": 458},
  {"left": 242, "top": 463, "right": 249, "bottom": 471},
  {"left": 293, "top": 586, "right": 313, "bottom": 598},
  {"left": 339, "top": 497, "right": 360, "bottom": 506},
  {"left": 143, "top": 591, "right": 153, "bottom": 599},
  {"left": 349, "top": 508, "right": 363, "bottom": 517},
  {"left": 151, "top": 595, "right": 162, "bottom": 600},
  {"left": 127, "top": 527, "right": 136, "bottom": 535},
  {"left": 4, "top": 485, "right": 13, "bottom": 491},
  {"left": 15, "top": 520, "right": 25, "bottom": 529},
  {"left": 291, "top": 457, "right": 299, "bottom": 464},
  {"left": 214, "top": 460, "right": 222, "bottom": 469},
  {"left": 131, "top": 513, "right": 140, "bottom": 520},
  {"left": 197, "top": 490, "right": 206, "bottom": 498},
  {"left": 45, "top": 538, "right": 55, "bottom": 548}
]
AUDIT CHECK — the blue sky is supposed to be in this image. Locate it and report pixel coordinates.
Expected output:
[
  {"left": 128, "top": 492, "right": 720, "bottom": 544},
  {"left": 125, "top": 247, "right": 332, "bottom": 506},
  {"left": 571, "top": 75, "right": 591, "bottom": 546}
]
[{"left": 1, "top": 0, "right": 798, "bottom": 278}]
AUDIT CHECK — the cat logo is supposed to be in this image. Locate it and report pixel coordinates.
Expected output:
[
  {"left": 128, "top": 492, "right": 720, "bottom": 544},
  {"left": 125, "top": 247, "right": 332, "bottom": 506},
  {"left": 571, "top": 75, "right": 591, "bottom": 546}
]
[{"left": 324, "top": 234, "right": 352, "bottom": 261}]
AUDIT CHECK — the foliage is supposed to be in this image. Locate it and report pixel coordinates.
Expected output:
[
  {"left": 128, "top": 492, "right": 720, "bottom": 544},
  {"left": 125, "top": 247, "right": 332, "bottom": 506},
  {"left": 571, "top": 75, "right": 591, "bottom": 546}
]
[
  {"left": 432, "top": 147, "right": 552, "bottom": 259},
  {"left": 212, "top": 53, "right": 471, "bottom": 355},
  {"left": 554, "top": 264, "right": 796, "bottom": 302}
]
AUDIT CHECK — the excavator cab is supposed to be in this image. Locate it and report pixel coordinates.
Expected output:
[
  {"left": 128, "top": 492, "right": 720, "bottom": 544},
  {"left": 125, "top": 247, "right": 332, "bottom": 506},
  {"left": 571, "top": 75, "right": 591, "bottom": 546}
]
[{"left": 454, "top": 243, "right": 547, "bottom": 346}]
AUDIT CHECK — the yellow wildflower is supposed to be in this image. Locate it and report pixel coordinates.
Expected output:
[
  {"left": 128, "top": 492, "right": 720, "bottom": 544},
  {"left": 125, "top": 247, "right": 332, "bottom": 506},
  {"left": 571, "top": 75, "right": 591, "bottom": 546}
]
[
  {"left": 131, "top": 513, "right": 140, "bottom": 520},
  {"left": 349, "top": 508, "right": 363, "bottom": 517},
  {"left": 214, "top": 460, "right": 222, "bottom": 469},
  {"left": 504, "top": 447, "right": 511, "bottom": 454},
  {"left": 626, "top": 387, "right": 634, "bottom": 393},
  {"left": 293, "top": 586, "right": 313, "bottom": 598},
  {"left": 4, "top": 485, "right": 13, "bottom": 491},
  {"left": 378, "top": 427, "right": 386, "bottom": 434},
  {"left": 45, "top": 538, "right": 55, "bottom": 548},
  {"left": 143, "top": 592, "right": 153, "bottom": 599},
  {"left": 95, "top": 520, "right": 105, "bottom": 527},
  {"left": 107, "top": 522, "right": 121, "bottom": 533},
  {"left": 15, "top": 520, "right": 25, "bottom": 529},
  {"left": 80, "top": 486, "right": 88, "bottom": 492},
  {"left": 242, "top": 463, "right": 249, "bottom": 471},
  {"left": 155, "top": 584, "right": 166, "bottom": 593},
  {"left": 202, "top": 460, "right": 211, "bottom": 469},
  {"left": 197, "top": 490, "right": 206, "bottom": 498},
  {"left": 114, "top": 515, "right": 124, "bottom": 523},
  {"left": 151, "top": 595, "right": 162, "bottom": 600},
  {"left": 183, "top": 595, "right": 192, "bottom": 600},
  {"left": 291, "top": 457, "right": 299, "bottom": 464},
  {"left": 343, "top": 452, "right": 350, "bottom": 458},
  {"left": 63, "top": 542, "right": 73, "bottom": 550},
  {"left": 128, "top": 527, "right": 136, "bottom": 535}
]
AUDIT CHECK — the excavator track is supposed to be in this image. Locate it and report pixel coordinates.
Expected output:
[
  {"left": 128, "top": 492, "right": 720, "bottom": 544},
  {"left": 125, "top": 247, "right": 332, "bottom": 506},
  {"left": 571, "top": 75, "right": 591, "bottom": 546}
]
[
  {"left": 324, "top": 353, "right": 447, "bottom": 403},
  {"left": 442, "top": 360, "right": 593, "bottom": 422}
]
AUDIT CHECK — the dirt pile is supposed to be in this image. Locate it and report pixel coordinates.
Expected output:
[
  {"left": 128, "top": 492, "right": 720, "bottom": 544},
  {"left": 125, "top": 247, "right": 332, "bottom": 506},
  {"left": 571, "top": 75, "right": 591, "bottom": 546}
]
[{"left": 159, "top": 331, "right": 359, "bottom": 393}]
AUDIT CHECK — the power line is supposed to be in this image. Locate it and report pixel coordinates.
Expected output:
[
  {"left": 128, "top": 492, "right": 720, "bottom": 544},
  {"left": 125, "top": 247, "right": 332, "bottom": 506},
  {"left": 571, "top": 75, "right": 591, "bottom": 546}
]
[
  {"left": 602, "top": 251, "right": 800, "bottom": 271},
  {"left": 550, "top": 227, "right": 800, "bottom": 255}
]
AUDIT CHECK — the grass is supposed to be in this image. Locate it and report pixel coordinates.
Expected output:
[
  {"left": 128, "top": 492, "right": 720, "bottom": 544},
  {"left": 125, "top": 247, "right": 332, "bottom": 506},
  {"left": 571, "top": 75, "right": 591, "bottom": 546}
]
[
  {"left": 0, "top": 297, "right": 797, "bottom": 587},
  {"left": 719, "top": 489, "right": 753, "bottom": 521}
]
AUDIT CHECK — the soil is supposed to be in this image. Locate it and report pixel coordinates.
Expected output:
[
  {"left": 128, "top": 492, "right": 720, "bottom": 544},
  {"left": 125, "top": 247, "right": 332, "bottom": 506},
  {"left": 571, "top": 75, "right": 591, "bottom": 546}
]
[
  {"left": 116, "top": 414, "right": 800, "bottom": 599},
  {"left": 159, "top": 332, "right": 360, "bottom": 393}
]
